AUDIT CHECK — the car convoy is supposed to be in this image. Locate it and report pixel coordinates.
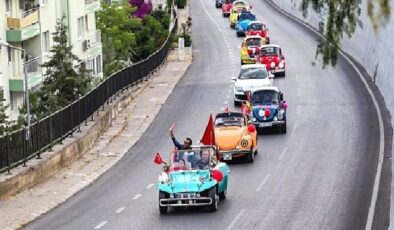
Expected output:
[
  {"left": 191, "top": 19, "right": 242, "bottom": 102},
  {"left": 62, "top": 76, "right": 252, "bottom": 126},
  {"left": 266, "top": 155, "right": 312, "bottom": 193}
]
[{"left": 155, "top": 0, "right": 289, "bottom": 214}]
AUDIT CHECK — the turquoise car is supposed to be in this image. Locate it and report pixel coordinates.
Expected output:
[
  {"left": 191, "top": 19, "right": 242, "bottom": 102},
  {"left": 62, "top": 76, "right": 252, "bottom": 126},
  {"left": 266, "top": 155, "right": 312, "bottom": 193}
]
[{"left": 156, "top": 146, "right": 230, "bottom": 214}]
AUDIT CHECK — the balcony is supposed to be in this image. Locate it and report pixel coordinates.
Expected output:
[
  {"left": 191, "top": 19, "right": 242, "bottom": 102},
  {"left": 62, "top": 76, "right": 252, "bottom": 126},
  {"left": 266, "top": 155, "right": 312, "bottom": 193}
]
[
  {"left": 9, "top": 57, "right": 43, "bottom": 92},
  {"left": 85, "top": 0, "right": 101, "bottom": 14},
  {"left": 6, "top": 8, "right": 40, "bottom": 42},
  {"left": 81, "top": 30, "right": 102, "bottom": 58}
]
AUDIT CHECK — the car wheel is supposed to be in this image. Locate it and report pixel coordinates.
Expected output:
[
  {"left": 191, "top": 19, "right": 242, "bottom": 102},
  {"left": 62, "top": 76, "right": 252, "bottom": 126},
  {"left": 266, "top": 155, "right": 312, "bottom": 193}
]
[
  {"left": 159, "top": 191, "right": 168, "bottom": 214},
  {"left": 208, "top": 187, "right": 218, "bottom": 212},
  {"left": 246, "top": 148, "right": 255, "bottom": 163},
  {"left": 219, "top": 188, "right": 227, "bottom": 200},
  {"left": 281, "top": 122, "right": 287, "bottom": 133},
  {"left": 282, "top": 71, "right": 286, "bottom": 77},
  {"left": 241, "top": 60, "right": 244, "bottom": 65},
  {"left": 254, "top": 136, "right": 258, "bottom": 154}
]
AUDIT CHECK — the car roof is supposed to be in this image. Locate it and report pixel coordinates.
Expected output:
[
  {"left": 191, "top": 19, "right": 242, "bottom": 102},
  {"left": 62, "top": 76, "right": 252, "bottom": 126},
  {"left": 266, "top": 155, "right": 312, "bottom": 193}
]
[
  {"left": 233, "top": 0, "right": 247, "bottom": 5},
  {"left": 216, "top": 111, "right": 244, "bottom": 116},
  {"left": 248, "top": 21, "right": 265, "bottom": 25},
  {"left": 261, "top": 44, "right": 281, "bottom": 49},
  {"left": 252, "top": 86, "right": 280, "bottom": 92},
  {"left": 240, "top": 64, "right": 268, "bottom": 69},
  {"left": 244, "top": 35, "right": 262, "bottom": 40}
]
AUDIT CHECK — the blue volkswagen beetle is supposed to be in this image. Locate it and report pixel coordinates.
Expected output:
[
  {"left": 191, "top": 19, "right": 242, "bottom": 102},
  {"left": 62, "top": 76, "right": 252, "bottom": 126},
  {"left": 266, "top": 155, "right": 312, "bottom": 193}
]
[
  {"left": 249, "top": 86, "right": 288, "bottom": 133},
  {"left": 235, "top": 11, "right": 256, "bottom": 37},
  {"left": 156, "top": 145, "right": 230, "bottom": 214}
]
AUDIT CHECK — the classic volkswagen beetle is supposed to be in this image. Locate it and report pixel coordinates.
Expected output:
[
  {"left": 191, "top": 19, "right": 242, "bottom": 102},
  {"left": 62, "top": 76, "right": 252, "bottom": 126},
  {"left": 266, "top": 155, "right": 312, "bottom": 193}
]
[
  {"left": 246, "top": 21, "right": 270, "bottom": 44},
  {"left": 229, "top": 5, "right": 247, "bottom": 28},
  {"left": 214, "top": 111, "right": 258, "bottom": 162},
  {"left": 249, "top": 86, "right": 288, "bottom": 133},
  {"left": 156, "top": 145, "right": 230, "bottom": 214},
  {"left": 235, "top": 11, "right": 256, "bottom": 37},
  {"left": 240, "top": 35, "right": 267, "bottom": 65},
  {"left": 259, "top": 44, "right": 286, "bottom": 77},
  {"left": 221, "top": 0, "right": 235, "bottom": 16}
]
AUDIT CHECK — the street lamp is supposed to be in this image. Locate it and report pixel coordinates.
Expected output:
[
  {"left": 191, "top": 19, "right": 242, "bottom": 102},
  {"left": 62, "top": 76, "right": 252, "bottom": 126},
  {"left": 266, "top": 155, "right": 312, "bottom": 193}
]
[{"left": 0, "top": 39, "right": 31, "bottom": 140}]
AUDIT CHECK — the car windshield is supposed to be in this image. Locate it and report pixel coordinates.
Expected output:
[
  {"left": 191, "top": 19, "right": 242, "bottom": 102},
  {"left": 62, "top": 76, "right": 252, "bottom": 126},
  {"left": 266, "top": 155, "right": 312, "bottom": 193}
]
[
  {"left": 215, "top": 113, "right": 245, "bottom": 127},
  {"left": 239, "top": 13, "right": 255, "bottom": 21},
  {"left": 171, "top": 147, "right": 215, "bottom": 170},
  {"left": 261, "top": 47, "right": 280, "bottom": 56},
  {"left": 252, "top": 90, "right": 279, "bottom": 105},
  {"left": 245, "top": 38, "right": 262, "bottom": 46},
  {"left": 239, "top": 67, "right": 268, "bottom": 79},
  {"left": 248, "top": 23, "right": 265, "bottom": 31},
  {"left": 234, "top": 2, "right": 246, "bottom": 7}
]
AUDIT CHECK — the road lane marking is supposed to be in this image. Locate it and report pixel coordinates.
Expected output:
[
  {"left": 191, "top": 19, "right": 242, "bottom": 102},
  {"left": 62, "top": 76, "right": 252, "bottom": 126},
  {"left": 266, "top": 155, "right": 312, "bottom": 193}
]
[
  {"left": 225, "top": 209, "right": 246, "bottom": 230},
  {"left": 94, "top": 221, "right": 108, "bottom": 229},
  {"left": 291, "top": 123, "right": 298, "bottom": 136},
  {"left": 224, "top": 101, "right": 228, "bottom": 105},
  {"left": 115, "top": 207, "right": 125, "bottom": 214},
  {"left": 133, "top": 194, "right": 142, "bottom": 200},
  {"left": 226, "top": 95, "right": 230, "bottom": 99},
  {"left": 146, "top": 183, "right": 154, "bottom": 189},
  {"left": 278, "top": 147, "right": 288, "bottom": 160},
  {"left": 228, "top": 89, "right": 232, "bottom": 93},
  {"left": 256, "top": 174, "right": 271, "bottom": 192}
]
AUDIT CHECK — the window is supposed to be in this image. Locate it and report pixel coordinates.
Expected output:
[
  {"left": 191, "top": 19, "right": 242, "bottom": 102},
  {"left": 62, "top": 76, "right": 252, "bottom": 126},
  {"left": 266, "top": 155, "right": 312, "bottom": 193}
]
[
  {"left": 77, "top": 17, "right": 84, "bottom": 39},
  {"left": 8, "top": 47, "right": 12, "bottom": 62},
  {"left": 42, "top": 0, "right": 48, "bottom": 5},
  {"left": 85, "top": 15, "right": 89, "bottom": 32},
  {"left": 5, "top": 0, "right": 11, "bottom": 12},
  {"left": 96, "top": 55, "right": 102, "bottom": 74},
  {"left": 42, "top": 31, "right": 50, "bottom": 53}
]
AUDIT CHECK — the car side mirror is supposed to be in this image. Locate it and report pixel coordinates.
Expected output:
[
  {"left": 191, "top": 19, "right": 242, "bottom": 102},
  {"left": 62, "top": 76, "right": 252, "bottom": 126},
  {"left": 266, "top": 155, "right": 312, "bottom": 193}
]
[
  {"left": 231, "top": 76, "right": 237, "bottom": 81},
  {"left": 279, "top": 92, "right": 284, "bottom": 101}
]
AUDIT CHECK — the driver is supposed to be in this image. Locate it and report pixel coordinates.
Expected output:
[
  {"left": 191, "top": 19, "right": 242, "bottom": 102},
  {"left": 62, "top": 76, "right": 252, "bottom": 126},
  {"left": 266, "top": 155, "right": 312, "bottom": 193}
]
[{"left": 194, "top": 150, "right": 210, "bottom": 170}]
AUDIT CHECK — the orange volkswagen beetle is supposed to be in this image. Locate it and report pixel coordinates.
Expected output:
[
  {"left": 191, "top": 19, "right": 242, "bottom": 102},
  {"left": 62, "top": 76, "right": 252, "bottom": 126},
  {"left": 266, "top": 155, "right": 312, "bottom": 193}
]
[{"left": 214, "top": 111, "right": 258, "bottom": 162}]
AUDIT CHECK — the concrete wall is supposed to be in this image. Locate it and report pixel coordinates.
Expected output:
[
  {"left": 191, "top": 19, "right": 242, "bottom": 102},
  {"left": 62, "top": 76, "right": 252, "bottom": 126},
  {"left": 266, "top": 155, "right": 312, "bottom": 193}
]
[{"left": 271, "top": 0, "right": 394, "bottom": 122}]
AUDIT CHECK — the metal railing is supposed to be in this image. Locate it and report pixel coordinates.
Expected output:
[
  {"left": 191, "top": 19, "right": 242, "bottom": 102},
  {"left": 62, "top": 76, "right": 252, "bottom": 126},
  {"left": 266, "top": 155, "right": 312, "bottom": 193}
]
[{"left": 0, "top": 9, "right": 178, "bottom": 173}]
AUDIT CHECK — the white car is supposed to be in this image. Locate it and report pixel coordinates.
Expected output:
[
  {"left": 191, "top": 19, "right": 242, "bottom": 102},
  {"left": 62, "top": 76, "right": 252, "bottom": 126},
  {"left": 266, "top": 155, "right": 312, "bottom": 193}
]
[{"left": 233, "top": 64, "right": 274, "bottom": 106}]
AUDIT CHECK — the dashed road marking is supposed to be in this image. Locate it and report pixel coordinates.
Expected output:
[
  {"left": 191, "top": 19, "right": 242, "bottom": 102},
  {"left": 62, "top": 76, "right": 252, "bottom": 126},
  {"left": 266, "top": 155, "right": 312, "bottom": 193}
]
[
  {"left": 228, "top": 89, "right": 232, "bottom": 93},
  {"left": 94, "top": 221, "right": 108, "bottom": 229},
  {"left": 146, "top": 183, "right": 154, "bottom": 189},
  {"left": 224, "top": 101, "right": 229, "bottom": 105},
  {"left": 115, "top": 207, "right": 125, "bottom": 214},
  {"left": 256, "top": 174, "right": 271, "bottom": 192},
  {"left": 226, "top": 95, "right": 230, "bottom": 99},
  {"left": 225, "top": 209, "right": 246, "bottom": 230},
  {"left": 278, "top": 147, "right": 288, "bottom": 160},
  {"left": 291, "top": 123, "right": 298, "bottom": 136},
  {"left": 133, "top": 194, "right": 142, "bottom": 200}
]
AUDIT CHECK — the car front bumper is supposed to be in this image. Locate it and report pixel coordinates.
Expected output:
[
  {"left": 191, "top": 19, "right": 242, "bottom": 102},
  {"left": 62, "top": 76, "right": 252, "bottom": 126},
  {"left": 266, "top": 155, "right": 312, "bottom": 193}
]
[
  {"left": 252, "top": 120, "right": 285, "bottom": 128},
  {"left": 269, "top": 68, "right": 285, "bottom": 74},
  {"left": 160, "top": 197, "right": 212, "bottom": 207},
  {"left": 220, "top": 150, "right": 251, "bottom": 160}
]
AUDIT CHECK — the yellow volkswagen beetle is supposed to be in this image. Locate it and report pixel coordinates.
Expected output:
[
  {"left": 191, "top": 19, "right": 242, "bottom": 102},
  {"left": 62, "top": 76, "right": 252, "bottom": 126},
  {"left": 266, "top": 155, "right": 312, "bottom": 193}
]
[
  {"left": 214, "top": 111, "right": 258, "bottom": 162},
  {"left": 229, "top": 6, "right": 247, "bottom": 28},
  {"left": 240, "top": 35, "right": 267, "bottom": 65}
]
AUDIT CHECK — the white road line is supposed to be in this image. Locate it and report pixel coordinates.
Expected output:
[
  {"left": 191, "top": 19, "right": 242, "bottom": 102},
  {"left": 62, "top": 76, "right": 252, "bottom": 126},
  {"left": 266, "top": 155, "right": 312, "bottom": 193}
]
[
  {"left": 94, "top": 221, "right": 108, "bottom": 229},
  {"left": 226, "top": 95, "right": 230, "bottom": 99},
  {"left": 133, "top": 194, "right": 142, "bottom": 200},
  {"left": 278, "top": 147, "right": 288, "bottom": 160},
  {"left": 297, "top": 105, "right": 301, "bottom": 115},
  {"left": 225, "top": 209, "right": 246, "bottom": 230},
  {"left": 256, "top": 174, "right": 271, "bottom": 192},
  {"left": 115, "top": 207, "right": 125, "bottom": 214},
  {"left": 224, "top": 101, "right": 229, "bottom": 105},
  {"left": 228, "top": 89, "right": 232, "bottom": 93},
  {"left": 146, "top": 183, "right": 154, "bottom": 189},
  {"left": 291, "top": 123, "right": 298, "bottom": 136}
]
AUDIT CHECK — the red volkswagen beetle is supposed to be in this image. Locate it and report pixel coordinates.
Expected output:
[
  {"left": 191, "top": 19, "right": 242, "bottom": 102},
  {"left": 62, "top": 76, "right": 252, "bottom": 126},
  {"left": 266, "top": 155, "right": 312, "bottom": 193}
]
[
  {"left": 222, "top": 0, "right": 236, "bottom": 17},
  {"left": 246, "top": 21, "right": 270, "bottom": 44},
  {"left": 259, "top": 45, "right": 285, "bottom": 77}
]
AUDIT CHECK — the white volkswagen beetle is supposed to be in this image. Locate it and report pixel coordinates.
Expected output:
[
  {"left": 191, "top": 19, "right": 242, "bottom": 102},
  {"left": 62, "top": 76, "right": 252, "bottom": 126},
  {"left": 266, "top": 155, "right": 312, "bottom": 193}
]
[{"left": 233, "top": 64, "right": 274, "bottom": 106}]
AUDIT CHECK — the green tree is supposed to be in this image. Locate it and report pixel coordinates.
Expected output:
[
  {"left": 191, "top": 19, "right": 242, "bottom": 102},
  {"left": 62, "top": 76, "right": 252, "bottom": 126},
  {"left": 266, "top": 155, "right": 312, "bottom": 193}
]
[
  {"left": 37, "top": 17, "right": 91, "bottom": 117},
  {"left": 0, "top": 91, "right": 10, "bottom": 136}
]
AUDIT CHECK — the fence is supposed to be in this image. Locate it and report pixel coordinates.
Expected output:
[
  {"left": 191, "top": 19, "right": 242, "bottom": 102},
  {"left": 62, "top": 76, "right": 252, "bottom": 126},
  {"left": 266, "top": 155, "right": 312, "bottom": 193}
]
[{"left": 0, "top": 9, "right": 178, "bottom": 174}]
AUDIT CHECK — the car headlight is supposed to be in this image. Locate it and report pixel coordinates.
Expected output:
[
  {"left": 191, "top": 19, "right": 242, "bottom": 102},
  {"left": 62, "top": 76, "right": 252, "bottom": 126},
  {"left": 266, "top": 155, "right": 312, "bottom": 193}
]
[
  {"left": 273, "top": 116, "right": 278, "bottom": 121},
  {"left": 277, "top": 110, "right": 284, "bottom": 120},
  {"left": 235, "top": 86, "right": 243, "bottom": 91},
  {"left": 279, "top": 61, "right": 285, "bottom": 68},
  {"left": 258, "top": 109, "right": 264, "bottom": 117},
  {"left": 252, "top": 117, "right": 256, "bottom": 121},
  {"left": 158, "top": 172, "right": 169, "bottom": 184},
  {"left": 270, "top": 62, "right": 275, "bottom": 68},
  {"left": 240, "top": 139, "right": 248, "bottom": 147}
]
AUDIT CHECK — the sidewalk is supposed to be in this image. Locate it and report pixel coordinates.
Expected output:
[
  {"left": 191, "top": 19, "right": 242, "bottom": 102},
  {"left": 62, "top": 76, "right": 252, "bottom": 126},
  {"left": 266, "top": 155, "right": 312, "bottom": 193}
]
[{"left": 0, "top": 7, "right": 192, "bottom": 227}]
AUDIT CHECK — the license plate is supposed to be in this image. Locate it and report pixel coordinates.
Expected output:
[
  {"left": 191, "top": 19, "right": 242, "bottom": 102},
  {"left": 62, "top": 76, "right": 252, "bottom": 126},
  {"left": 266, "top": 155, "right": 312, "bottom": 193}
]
[
  {"left": 222, "top": 153, "right": 232, "bottom": 160},
  {"left": 259, "top": 122, "right": 272, "bottom": 127}
]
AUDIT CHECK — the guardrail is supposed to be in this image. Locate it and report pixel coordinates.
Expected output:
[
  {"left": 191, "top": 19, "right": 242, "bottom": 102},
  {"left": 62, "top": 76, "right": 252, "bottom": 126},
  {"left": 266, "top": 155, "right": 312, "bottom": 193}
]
[{"left": 0, "top": 8, "right": 178, "bottom": 174}]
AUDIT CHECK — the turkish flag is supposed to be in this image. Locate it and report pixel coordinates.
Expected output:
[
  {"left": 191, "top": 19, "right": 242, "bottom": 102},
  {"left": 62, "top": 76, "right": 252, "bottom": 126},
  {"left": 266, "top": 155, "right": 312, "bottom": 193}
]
[
  {"left": 154, "top": 152, "right": 163, "bottom": 164},
  {"left": 200, "top": 114, "right": 216, "bottom": 146}
]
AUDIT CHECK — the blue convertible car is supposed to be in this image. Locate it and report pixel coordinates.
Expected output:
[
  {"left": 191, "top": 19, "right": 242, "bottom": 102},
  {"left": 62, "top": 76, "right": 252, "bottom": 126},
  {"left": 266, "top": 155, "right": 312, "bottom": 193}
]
[
  {"left": 235, "top": 11, "right": 256, "bottom": 37},
  {"left": 156, "top": 145, "right": 230, "bottom": 214},
  {"left": 249, "top": 86, "right": 288, "bottom": 133}
]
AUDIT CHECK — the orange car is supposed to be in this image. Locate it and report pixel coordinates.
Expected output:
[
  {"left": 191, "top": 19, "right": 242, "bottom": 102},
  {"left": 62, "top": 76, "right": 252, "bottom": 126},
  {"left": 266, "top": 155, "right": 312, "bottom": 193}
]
[{"left": 214, "top": 111, "right": 258, "bottom": 162}]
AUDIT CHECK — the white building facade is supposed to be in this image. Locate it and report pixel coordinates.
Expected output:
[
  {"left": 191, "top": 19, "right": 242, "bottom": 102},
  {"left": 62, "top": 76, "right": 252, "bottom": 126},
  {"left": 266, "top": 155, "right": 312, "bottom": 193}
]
[{"left": 0, "top": 0, "right": 102, "bottom": 120}]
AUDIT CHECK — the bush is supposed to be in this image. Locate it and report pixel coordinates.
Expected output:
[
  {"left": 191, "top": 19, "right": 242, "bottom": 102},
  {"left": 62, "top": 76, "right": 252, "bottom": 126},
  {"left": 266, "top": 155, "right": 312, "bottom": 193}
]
[{"left": 175, "top": 0, "right": 187, "bottom": 9}]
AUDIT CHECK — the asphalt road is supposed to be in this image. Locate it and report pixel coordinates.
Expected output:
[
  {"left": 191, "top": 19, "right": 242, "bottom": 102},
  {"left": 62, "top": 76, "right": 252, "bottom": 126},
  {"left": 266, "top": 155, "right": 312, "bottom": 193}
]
[{"left": 26, "top": 0, "right": 382, "bottom": 229}]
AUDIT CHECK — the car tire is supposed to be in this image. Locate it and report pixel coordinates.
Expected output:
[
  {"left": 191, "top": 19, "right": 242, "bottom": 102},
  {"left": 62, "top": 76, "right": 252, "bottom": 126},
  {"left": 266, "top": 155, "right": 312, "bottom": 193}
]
[
  {"left": 281, "top": 122, "right": 287, "bottom": 133},
  {"left": 219, "top": 188, "right": 227, "bottom": 200},
  {"left": 246, "top": 148, "right": 255, "bottom": 163},
  {"left": 159, "top": 191, "right": 168, "bottom": 214},
  {"left": 208, "top": 187, "right": 218, "bottom": 212}
]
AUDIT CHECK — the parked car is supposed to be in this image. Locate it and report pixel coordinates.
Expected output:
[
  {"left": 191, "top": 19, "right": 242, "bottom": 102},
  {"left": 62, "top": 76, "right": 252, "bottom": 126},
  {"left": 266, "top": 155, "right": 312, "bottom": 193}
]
[
  {"left": 240, "top": 36, "right": 266, "bottom": 65},
  {"left": 235, "top": 11, "right": 256, "bottom": 37},
  {"left": 214, "top": 111, "right": 258, "bottom": 162},
  {"left": 233, "top": 64, "right": 274, "bottom": 105},
  {"left": 156, "top": 145, "right": 230, "bottom": 214},
  {"left": 259, "top": 44, "right": 286, "bottom": 77},
  {"left": 246, "top": 21, "right": 270, "bottom": 44},
  {"left": 249, "top": 86, "right": 287, "bottom": 133}
]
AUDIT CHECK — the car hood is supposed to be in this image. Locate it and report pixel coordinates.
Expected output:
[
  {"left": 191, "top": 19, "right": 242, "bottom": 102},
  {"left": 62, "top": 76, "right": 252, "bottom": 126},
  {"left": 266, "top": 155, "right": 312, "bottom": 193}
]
[
  {"left": 159, "top": 170, "right": 216, "bottom": 193},
  {"left": 237, "top": 20, "right": 253, "bottom": 29},
  {"left": 215, "top": 126, "right": 244, "bottom": 150},
  {"left": 252, "top": 104, "right": 278, "bottom": 121},
  {"left": 235, "top": 78, "right": 272, "bottom": 90}
]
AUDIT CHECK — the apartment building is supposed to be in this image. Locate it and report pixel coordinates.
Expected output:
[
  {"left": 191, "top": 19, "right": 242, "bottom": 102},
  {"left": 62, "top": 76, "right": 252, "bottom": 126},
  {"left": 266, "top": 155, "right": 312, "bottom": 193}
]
[{"left": 0, "top": 0, "right": 103, "bottom": 120}]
